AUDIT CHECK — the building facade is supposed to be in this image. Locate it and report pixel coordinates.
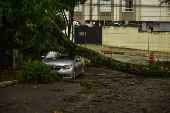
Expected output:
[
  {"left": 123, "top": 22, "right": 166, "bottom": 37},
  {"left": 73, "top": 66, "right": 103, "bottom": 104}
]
[{"left": 65, "top": 0, "right": 170, "bottom": 31}]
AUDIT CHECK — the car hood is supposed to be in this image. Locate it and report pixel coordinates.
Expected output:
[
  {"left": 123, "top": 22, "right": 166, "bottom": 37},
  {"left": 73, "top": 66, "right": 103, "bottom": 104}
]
[{"left": 42, "top": 59, "right": 74, "bottom": 66}]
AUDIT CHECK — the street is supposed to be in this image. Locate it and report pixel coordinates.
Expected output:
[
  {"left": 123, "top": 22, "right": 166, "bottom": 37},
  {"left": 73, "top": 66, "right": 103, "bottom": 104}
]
[{"left": 1, "top": 67, "right": 170, "bottom": 113}]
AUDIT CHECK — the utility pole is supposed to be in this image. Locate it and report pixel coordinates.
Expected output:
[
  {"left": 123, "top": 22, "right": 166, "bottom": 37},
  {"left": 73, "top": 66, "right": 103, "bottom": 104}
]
[
  {"left": 90, "top": 0, "right": 92, "bottom": 26},
  {"left": 147, "top": 29, "right": 151, "bottom": 55},
  {"left": 90, "top": 0, "right": 100, "bottom": 26}
]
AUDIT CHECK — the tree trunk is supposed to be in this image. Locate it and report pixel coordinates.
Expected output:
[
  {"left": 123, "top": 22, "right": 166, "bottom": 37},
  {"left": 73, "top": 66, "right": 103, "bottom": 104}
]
[
  {"left": 67, "top": 9, "right": 74, "bottom": 40},
  {"left": 61, "top": 10, "right": 68, "bottom": 37},
  {"left": 71, "top": 10, "right": 74, "bottom": 42},
  {"left": 67, "top": 11, "right": 71, "bottom": 39}
]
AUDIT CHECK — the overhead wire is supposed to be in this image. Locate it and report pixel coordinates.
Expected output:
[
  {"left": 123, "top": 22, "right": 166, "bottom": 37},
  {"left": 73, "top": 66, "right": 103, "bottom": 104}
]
[{"left": 90, "top": 0, "right": 100, "bottom": 13}]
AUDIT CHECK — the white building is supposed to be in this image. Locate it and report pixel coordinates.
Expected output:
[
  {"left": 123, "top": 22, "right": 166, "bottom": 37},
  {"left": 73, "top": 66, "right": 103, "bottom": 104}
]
[{"left": 65, "top": 0, "right": 170, "bottom": 31}]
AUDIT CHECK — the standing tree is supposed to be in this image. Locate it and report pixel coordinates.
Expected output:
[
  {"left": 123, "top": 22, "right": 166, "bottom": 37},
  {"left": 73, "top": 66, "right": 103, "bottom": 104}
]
[
  {"left": 59, "top": 0, "right": 87, "bottom": 40},
  {"left": 0, "top": 0, "right": 68, "bottom": 68}
]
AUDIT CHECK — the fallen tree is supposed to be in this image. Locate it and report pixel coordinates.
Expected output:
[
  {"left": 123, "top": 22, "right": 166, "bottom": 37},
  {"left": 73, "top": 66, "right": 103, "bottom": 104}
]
[{"left": 49, "top": 18, "right": 169, "bottom": 77}]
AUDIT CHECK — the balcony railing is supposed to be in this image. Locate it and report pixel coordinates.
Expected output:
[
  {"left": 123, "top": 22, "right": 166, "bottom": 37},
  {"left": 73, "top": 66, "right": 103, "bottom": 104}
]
[{"left": 122, "top": 8, "right": 133, "bottom": 11}]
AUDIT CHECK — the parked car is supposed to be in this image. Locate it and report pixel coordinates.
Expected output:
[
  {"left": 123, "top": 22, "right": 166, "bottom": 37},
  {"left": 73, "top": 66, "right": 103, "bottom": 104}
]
[
  {"left": 107, "top": 21, "right": 127, "bottom": 26},
  {"left": 83, "top": 23, "right": 90, "bottom": 27},
  {"left": 41, "top": 51, "right": 85, "bottom": 79},
  {"left": 113, "top": 21, "right": 121, "bottom": 25},
  {"left": 74, "top": 20, "right": 81, "bottom": 27}
]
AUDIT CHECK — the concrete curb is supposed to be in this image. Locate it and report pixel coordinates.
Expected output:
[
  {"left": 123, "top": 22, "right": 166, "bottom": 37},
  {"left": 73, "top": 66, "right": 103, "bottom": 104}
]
[{"left": 0, "top": 80, "right": 18, "bottom": 88}]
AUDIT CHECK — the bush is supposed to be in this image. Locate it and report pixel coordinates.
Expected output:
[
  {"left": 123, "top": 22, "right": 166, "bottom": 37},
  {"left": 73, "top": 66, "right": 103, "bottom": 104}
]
[{"left": 15, "top": 60, "right": 52, "bottom": 83}]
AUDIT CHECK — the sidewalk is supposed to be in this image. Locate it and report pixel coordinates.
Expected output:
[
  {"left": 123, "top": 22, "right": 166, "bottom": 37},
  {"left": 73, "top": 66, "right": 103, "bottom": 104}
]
[
  {"left": 102, "top": 53, "right": 170, "bottom": 65},
  {"left": 78, "top": 44, "right": 170, "bottom": 65},
  {"left": 0, "top": 70, "right": 20, "bottom": 88}
]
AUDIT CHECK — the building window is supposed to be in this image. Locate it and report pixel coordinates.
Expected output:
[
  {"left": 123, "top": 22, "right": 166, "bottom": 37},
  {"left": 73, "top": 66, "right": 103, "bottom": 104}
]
[
  {"left": 122, "top": 0, "right": 133, "bottom": 12},
  {"left": 100, "top": 0, "right": 111, "bottom": 12},
  {"left": 74, "top": 2, "right": 82, "bottom": 11}
]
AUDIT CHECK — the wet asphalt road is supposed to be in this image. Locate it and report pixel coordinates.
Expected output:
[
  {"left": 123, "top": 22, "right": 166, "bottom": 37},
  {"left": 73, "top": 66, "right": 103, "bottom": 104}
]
[
  {"left": 1, "top": 51, "right": 170, "bottom": 113},
  {"left": 0, "top": 82, "right": 84, "bottom": 113},
  {"left": 1, "top": 67, "right": 170, "bottom": 113}
]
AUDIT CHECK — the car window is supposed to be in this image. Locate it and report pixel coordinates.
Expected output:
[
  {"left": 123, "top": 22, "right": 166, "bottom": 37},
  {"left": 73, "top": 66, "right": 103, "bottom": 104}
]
[
  {"left": 45, "top": 51, "right": 58, "bottom": 58},
  {"left": 45, "top": 51, "right": 75, "bottom": 60},
  {"left": 57, "top": 54, "right": 75, "bottom": 60}
]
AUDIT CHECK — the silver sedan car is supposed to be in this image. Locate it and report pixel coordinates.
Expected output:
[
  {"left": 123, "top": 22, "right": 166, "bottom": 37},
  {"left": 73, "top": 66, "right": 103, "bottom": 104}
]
[{"left": 41, "top": 51, "right": 85, "bottom": 79}]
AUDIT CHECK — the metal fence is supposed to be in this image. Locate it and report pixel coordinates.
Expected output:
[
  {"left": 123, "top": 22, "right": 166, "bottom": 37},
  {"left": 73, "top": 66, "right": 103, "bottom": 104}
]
[{"left": 75, "top": 26, "right": 102, "bottom": 45}]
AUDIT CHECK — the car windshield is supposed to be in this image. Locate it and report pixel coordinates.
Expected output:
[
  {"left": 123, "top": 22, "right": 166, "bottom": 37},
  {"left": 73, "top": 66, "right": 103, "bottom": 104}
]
[{"left": 45, "top": 51, "right": 75, "bottom": 60}]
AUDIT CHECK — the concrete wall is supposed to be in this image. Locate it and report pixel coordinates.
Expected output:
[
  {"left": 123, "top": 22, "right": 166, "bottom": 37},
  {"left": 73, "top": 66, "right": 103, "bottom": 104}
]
[{"left": 102, "top": 26, "right": 170, "bottom": 52}]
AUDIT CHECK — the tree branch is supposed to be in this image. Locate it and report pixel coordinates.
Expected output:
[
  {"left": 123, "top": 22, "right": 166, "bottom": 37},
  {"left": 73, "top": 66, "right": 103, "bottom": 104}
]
[{"left": 46, "top": 16, "right": 166, "bottom": 77}]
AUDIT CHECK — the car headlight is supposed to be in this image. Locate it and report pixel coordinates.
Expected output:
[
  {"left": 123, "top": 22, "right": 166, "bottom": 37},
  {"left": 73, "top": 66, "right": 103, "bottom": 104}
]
[{"left": 63, "top": 65, "right": 72, "bottom": 70}]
